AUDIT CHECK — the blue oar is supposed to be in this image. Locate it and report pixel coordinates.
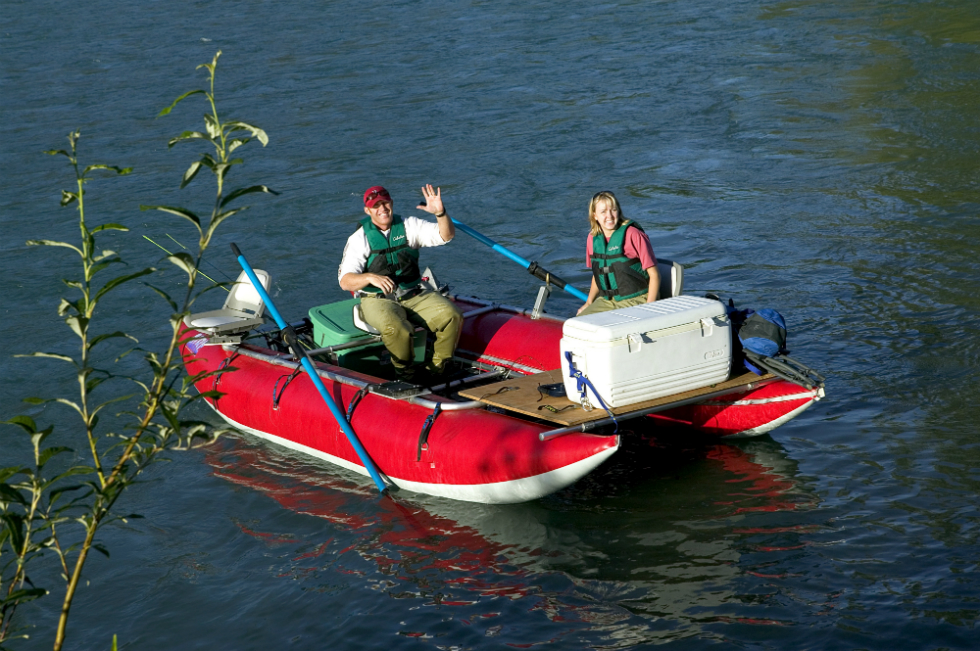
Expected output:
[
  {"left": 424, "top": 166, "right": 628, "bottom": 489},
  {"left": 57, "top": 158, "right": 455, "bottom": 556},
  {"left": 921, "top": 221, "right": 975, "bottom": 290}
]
[
  {"left": 230, "top": 243, "right": 389, "bottom": 494},
  {"left": 450, "top": 218, "right": 589, "bottom": 302}
]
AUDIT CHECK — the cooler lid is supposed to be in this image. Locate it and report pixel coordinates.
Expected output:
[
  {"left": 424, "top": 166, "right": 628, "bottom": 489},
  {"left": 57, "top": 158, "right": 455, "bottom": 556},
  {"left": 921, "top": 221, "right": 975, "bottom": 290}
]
[{"left": 563, "top": 295, "right": 726, "bottom": 342}]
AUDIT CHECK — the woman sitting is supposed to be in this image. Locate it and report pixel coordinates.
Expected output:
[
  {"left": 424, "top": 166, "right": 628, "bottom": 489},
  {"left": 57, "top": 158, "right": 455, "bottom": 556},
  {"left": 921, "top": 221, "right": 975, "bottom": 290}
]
[{"left": 577, "top": 190, "right": 660, "bottom": 316}]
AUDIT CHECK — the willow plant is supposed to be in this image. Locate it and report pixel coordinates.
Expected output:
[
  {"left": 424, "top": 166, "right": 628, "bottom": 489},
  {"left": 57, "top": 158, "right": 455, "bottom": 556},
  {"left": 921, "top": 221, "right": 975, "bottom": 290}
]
[{"left": 0, "top": 51, "right": 276, "bottom": 650}]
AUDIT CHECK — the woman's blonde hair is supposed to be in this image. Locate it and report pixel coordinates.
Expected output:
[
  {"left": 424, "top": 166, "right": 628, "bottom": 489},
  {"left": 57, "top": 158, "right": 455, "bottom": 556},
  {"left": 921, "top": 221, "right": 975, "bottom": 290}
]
[{"left": 588, "top": 191, "right": 625, "bottom": 237}]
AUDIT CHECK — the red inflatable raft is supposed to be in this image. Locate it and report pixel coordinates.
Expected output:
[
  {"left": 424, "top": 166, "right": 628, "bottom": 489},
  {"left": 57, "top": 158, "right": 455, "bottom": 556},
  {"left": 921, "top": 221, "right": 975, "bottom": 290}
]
[{"left": 180, "top": 289, "right": 823, "bottom": 504}]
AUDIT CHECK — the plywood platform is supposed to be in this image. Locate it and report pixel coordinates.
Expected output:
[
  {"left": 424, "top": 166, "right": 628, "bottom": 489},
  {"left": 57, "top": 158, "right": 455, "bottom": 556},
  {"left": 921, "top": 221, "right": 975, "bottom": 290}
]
[{"left": 458, "top": 369, "right": 773, "bottom": 426}]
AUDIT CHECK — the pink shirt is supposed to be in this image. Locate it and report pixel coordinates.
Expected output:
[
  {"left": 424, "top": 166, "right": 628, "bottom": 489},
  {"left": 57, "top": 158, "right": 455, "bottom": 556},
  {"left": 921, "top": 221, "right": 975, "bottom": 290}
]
[{"left": 585, "top": 226, "right": 657, "bottom": 270}]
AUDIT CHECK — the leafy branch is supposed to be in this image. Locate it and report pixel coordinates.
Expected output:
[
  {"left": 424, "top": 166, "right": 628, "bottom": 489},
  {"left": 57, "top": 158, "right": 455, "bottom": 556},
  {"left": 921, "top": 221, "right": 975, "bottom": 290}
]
[{"left": 1, "top": 52, "right": 277, "bottom": 650}]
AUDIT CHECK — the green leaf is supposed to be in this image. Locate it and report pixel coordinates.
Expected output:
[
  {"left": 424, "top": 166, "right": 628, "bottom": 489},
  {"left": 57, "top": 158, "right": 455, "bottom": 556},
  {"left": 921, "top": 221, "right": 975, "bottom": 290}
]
[
  {"left": 91, "top": 393, "right": 136, "bottom": 416},
  {"left": 167, "top": 252, "right": 197, "bottom": 279},
  {"left": 3, "top": 587, "right": 48, "bottom": 604},
  {"left": 158, "top": 89, "right": 206, "bottom": 117},
  {"left": 144, "top": 283, "right": 178, "bottom": 312},
  {"left": 180, "top": 161, "right": 202, "bottom": 189},
  {"left": 203, "top": 113, "right": 221, "bottom": 139},
  {"left": 87, "top": 258, "right": 125, "bottom": 282},
  {"left": 2, "top": 513, "right": 26, "bottom": 551},
  {"left": 199, "top": 153, "right": 217, "bottom": 170},
  {"left": 16, "top": 352, "right": 75, "bottom": 364},
  {"left": 61, "top": 190, "right": 79, "bottom": 207},
  {"left": 139, "top": 205, "right": 202, "bottom": 231},
  {"left": 92, "top": 223, "right": 129, "bottom": 234},
  {"left": 93, "top": 268, "right": 156, "bottom": 304},
  {"left": 48, "top": 483, "right": 85, "bottom": 504},
  {"left": 26, "top": 239, "right": 83, "bottom": 256},
  {"left": 0, "top": 466, "right": 24, "bottom": 482},
  {"left": 31, "top": 426, "right": 56, "bottom": 450},
  {"left": 58, "top": 297, "right": 83, "bottom": 316},
  {"left": 207, "top": 207, "right": 246, "bottom": 236},
  {"left": 44, "top": 148, "right": 73, "bottom": 159},
  {"left": 82, "top": 164, "right": 132, "bottom": 176},
  {"left": 227, "top": 137, "right": 250, "bottom": 154},
  {"left": 93, "top": 249, "right": 119, "bottom": 262},
  {"left": 196, "top": 50, "right": 222, "bottom": 75},
  {"left": 38, "top": 446, "right": 72, "bottom": 468},
  {"left": 51, "top": 466, "right": 96, "bottom": 482},
  {"left": 225, "top": 121, "right": 269, "bottom": 146},
  {"left": 64, "top": 314, "right": 89, "bottom": 339},
  {"left": 213, "top": 163, "right": 231, "bottom": 184},
  {"left": 0, "top": 483, "right": 27, "bottom": 506},
  {"left": 53, "top": 398, "right": 82, "bottom": 415},
  {"left": 167, "top": 131, "right": 211, "bottom": 148},
  {"left": 85, "top": 375, "right": 108, "bottom": 393},
  {"left": 220, "top": 185, "right": 280, "bottom": 208},
  {"left": 92, "top": 543, "right": 110, "bottom": 558},
  {"left": 89, "top": 331, "right": 138, "bottom": 350}
]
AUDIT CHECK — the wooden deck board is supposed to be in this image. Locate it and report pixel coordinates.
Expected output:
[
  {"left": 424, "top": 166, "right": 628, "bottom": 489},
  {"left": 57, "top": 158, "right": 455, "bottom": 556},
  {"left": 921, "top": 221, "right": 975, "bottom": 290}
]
[{"left": 458, "top": 369, "right": 773, "bottom": 426}]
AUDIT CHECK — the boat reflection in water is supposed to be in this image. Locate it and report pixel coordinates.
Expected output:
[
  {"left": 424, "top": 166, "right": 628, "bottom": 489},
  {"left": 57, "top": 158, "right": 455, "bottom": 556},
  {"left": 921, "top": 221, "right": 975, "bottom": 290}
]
[{"left": 204, "top": 424, "right": 824, "bottom": 646}]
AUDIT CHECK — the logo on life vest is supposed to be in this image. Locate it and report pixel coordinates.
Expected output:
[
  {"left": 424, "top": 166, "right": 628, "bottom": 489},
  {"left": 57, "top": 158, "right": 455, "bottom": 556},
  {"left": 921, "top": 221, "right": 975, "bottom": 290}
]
[
  {"left": 392, "top": 235, "right": 405, "bottom": 241},
  {"left": 608, "top": 246, "right": 620, "bottom": 252}
]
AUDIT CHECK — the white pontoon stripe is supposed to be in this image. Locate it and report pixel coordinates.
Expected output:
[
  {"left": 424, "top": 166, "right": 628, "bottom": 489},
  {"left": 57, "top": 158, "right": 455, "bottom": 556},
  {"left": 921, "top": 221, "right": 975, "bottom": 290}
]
[
  {"left": 208, "top": 406, "right": 619, "bottom": 504},
  {"left": 724, "top": 400, "right": 817, "bottom": 438},
  {"left": 702, "top": 390, "right": 817, "bottom": 407}
]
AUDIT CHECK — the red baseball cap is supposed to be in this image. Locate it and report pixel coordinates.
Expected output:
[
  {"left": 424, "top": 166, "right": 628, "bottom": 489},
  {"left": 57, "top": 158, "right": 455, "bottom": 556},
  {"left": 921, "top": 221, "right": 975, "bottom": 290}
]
[{"left": 363, "top": 186, "right": 391, "bottom": 208}]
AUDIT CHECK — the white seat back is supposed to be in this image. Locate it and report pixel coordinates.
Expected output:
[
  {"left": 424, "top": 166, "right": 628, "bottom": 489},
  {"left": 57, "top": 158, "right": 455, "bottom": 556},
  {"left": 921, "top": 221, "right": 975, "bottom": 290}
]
[
  {"left": 352, "top": 303, "right": 381, "bottom": 334},
  {"left": 656, "top": 259, "right": 684, "bottom": 299},
  {"left": 224, "top": 269, "right": 270, "bottom": 316}
]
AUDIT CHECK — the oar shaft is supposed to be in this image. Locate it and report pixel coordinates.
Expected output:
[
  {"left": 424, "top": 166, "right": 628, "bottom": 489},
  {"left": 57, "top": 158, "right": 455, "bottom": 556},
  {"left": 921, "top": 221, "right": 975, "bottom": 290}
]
[
  {"left": 229, "top": 243, "right": 388, "bottom": 494},
  {"left": 450, "top": 219, "right": 589, "bottom": 302}
]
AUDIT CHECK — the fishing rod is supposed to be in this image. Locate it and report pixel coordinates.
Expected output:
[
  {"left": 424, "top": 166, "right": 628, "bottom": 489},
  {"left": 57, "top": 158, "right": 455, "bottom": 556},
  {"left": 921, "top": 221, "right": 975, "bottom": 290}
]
[
  {"left": 142, "top": 235, "right": 229, "bottom": 291},
  {"left": 165, "top": 233, "right": 236, "bottom": 282}
]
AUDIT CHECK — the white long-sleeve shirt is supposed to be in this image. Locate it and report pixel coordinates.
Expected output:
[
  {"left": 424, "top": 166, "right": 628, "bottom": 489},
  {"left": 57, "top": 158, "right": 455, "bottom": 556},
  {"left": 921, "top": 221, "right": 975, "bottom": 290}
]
[{"left": 337, "top": 215, "right": 449, "bottom": 284}]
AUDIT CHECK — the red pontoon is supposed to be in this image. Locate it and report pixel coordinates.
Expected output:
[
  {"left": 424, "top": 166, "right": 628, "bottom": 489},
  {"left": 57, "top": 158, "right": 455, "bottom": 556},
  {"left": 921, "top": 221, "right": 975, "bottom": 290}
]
[{"left": 180, "top": 281, "right": 823, "bottom": 504}]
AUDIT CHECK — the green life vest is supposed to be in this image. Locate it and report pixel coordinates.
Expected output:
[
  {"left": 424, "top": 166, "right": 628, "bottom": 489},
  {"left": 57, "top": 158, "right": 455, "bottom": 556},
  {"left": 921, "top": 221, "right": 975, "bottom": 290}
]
[
  {"left": 591, "top": 221, "right": 651, "bottom": 301},
  {"left": 360, "top": 215, "right": 421, "bottom": 293}
]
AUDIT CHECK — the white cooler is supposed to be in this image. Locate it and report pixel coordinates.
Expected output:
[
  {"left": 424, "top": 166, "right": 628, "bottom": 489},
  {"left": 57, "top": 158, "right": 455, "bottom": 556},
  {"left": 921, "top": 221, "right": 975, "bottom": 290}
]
[{"left": 560, "top": 296, "right": 731, "bottom": 409}]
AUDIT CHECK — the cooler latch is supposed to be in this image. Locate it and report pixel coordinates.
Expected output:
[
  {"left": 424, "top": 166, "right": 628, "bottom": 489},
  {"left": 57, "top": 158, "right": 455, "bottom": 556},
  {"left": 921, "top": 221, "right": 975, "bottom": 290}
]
[
  {"left": 627, "top": 333, "right": 643, "bottom": 353},
  {"left": 700, "top": 317, "right": 714, "bottom": 337}
]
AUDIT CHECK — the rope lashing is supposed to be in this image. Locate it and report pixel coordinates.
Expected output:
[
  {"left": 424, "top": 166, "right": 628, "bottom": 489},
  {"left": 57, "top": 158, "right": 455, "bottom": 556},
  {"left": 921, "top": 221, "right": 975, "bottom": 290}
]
[{"left": 564, "top": 350, "right": 618, "bottom": 432}]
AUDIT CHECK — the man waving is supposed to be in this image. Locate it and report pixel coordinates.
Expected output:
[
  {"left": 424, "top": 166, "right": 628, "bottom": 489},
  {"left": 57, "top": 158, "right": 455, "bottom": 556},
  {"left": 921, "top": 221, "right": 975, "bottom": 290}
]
[{"left": 338, "top": 184, "right": 463, "bottom": 383}]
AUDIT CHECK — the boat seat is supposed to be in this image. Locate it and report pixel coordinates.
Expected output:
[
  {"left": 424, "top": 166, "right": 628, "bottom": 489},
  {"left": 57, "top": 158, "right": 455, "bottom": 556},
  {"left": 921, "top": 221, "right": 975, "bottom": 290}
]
[
  {"left": 347, "top": 267, "right": 442, "bottom": 336},
  {"left": 657, "top": 259, "right": 684, "bottom": 299},
  {"left": 352, "top": 303, "right": 380, "bottom": 335},
  {"left": 184, "top": 269, "right": 271, "bottom": 334}
]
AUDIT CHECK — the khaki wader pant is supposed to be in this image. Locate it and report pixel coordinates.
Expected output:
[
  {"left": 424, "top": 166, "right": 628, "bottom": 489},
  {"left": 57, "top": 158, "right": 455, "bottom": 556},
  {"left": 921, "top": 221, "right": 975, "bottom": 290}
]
[
  {"left": 359, "top": 291, "right": 463, "bottom": 375},
  {"left": 578, "top": 292, "right": 650, "bottom": 317}
]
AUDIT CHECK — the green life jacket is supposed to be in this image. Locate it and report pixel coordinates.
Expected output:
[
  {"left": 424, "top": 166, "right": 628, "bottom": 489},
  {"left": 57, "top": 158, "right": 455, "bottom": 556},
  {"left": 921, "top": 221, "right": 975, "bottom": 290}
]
[
  {"left": 591, "top": 220, "right": 651, "bottom": 301},
  {"left": 360, "top": 215, "right": 421, "bottom": 293}
]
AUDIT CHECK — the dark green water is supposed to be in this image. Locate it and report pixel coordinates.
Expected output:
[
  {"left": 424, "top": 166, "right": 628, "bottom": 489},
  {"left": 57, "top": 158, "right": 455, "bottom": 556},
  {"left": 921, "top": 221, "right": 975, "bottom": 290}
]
[{"left": 1, "top": 0, "right": 978, "bottom": 648}]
